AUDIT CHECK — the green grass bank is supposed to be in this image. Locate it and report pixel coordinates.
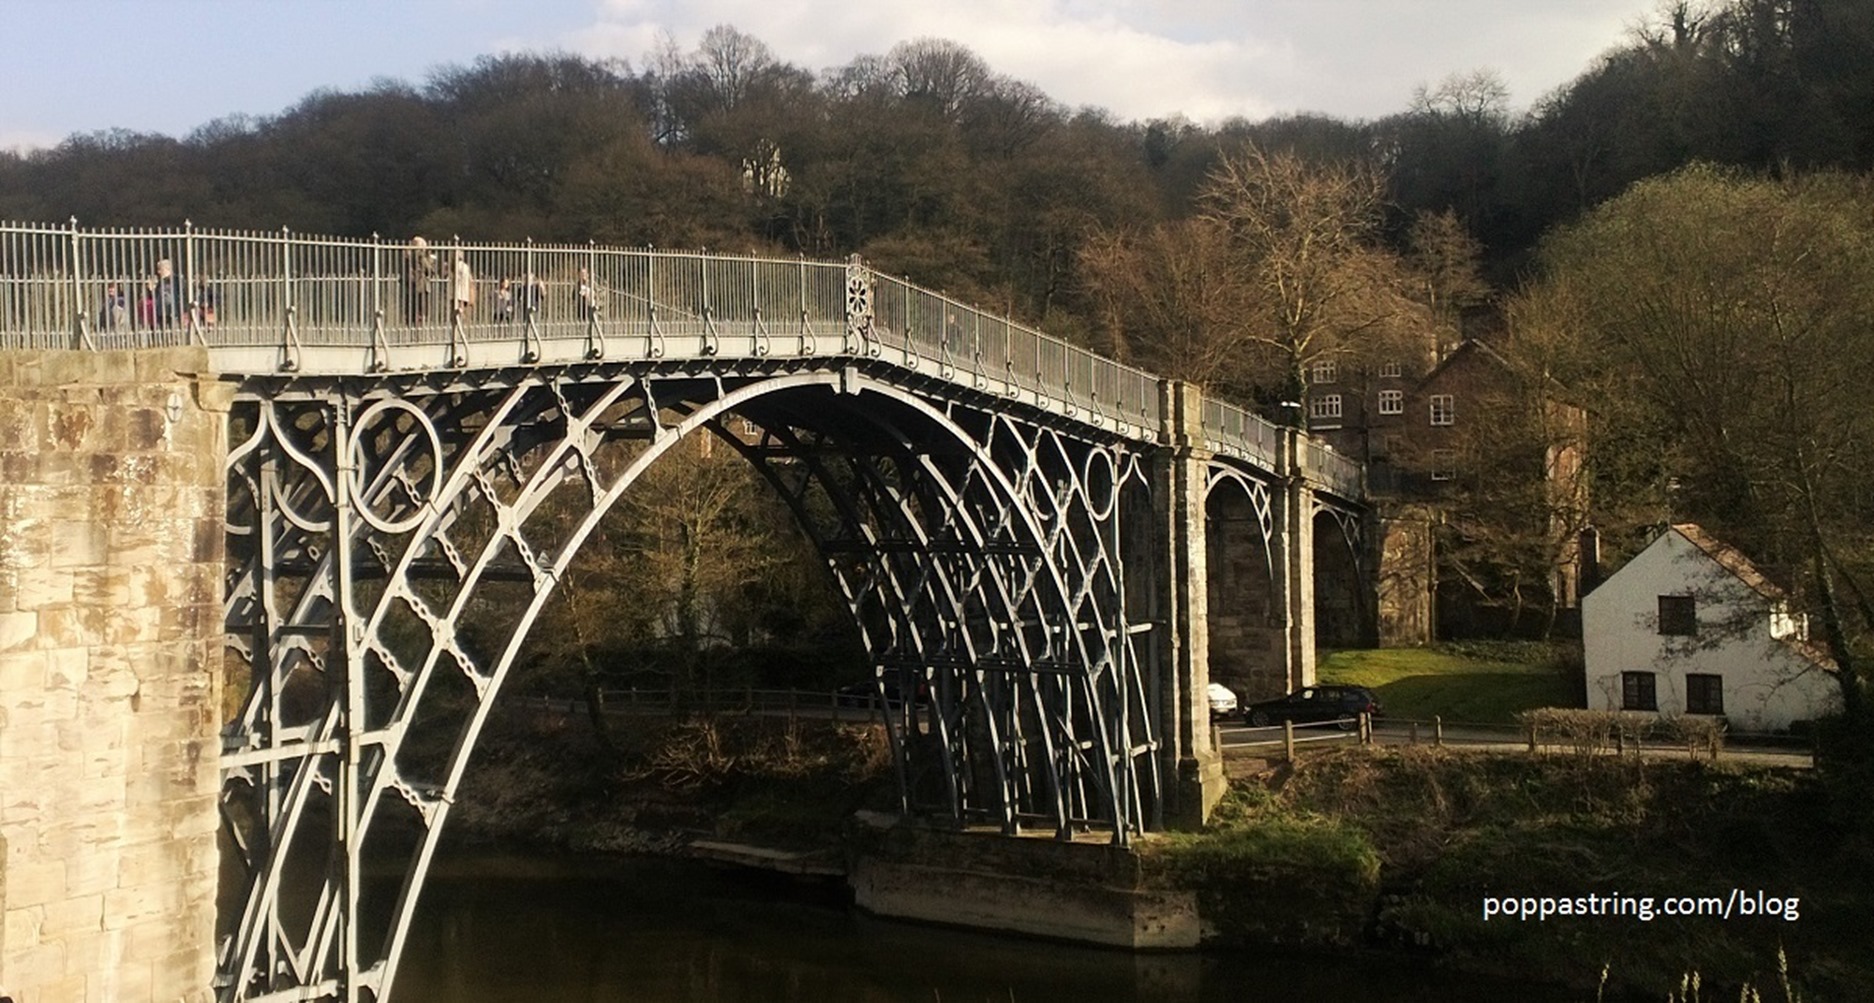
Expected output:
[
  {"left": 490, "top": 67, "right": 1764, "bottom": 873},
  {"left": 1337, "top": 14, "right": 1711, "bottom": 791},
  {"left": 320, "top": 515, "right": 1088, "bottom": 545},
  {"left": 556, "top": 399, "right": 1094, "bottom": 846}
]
[{"left": 1316, "top": 641, "right": 1579, "bottom": 723}]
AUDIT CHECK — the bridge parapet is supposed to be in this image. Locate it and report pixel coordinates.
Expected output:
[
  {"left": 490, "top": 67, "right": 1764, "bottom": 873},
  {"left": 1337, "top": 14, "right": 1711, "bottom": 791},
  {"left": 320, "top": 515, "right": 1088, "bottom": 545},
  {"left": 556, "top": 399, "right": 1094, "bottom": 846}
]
[
  {"left": 1300, "top": 433, "right": 1365, "bottom": 500},
  {"left": 0, "top": 219, "right": 1359, "bottom": 495}
]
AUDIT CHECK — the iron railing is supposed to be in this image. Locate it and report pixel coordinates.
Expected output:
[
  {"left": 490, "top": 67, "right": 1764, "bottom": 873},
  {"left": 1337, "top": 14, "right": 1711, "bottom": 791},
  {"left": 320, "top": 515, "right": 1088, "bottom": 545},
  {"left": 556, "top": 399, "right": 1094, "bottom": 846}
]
[
  {"left": 1200, "top": 396, "right": 1280, "bottom": 468},
  {"left": 1303, "top": 434, "right": 1365, "bottom": 499},
  {"left": 0, "top": 218, "right": 1363, "bottom": 497}
]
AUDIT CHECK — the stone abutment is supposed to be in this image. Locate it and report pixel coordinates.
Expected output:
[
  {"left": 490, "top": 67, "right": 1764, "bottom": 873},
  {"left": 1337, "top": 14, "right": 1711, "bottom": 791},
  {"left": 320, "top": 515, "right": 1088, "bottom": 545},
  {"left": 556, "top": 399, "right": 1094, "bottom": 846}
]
[{"left": 0, "top": 349, "right": 228, "bottom": 1002}]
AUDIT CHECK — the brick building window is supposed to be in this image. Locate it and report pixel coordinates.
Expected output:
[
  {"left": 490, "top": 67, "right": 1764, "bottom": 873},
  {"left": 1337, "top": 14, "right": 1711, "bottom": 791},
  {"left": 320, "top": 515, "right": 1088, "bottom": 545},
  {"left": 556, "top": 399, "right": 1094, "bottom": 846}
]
[
  {"left": 1378, "top": 389, "right": 1403, "bottom": 415},
  {"left": 1429, "top": 394, "right": 1455, "bottom": 426},
  {"left": 1657, "top": 595, "right": 1697, "bottom": 636},
  {"left": 1380, "top": 360, "right": 1402, "bottom": 378},
  {"left": 1312, "top": 359, "right": 1339, "bottom": 384},
  {"left": 1685, "top": 673, "right": 1724, "bottom": 714},
  {"left": 1622, "top": 672, "right": 1658, "bottom": 711},
  {"left": 1430, "top": 448, "right": 1457, "bottom": 480},
  {"left": 1310, "top": 393, "right": 1343, "bottom": 420}
]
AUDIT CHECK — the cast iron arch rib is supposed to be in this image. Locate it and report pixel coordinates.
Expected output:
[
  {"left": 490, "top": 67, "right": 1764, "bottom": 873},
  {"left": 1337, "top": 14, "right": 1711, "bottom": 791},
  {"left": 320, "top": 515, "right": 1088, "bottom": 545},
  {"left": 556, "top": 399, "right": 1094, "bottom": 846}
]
[{"left": 215, "top": 365, "right": 1160, "bottom": 1002}]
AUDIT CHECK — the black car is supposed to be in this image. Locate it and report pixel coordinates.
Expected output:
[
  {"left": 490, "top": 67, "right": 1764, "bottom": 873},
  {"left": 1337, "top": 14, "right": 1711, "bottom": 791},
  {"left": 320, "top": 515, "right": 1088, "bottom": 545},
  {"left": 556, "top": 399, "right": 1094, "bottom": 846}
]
[{"left": 1242, "top": 685, "right": 1380, "bottom": 729}]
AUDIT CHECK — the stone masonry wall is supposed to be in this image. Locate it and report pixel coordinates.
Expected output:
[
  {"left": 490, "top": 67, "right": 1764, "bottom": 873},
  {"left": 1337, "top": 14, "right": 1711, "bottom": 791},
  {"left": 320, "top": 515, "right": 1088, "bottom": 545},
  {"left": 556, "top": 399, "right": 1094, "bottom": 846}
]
[
  {"left": 1374, "top": 504, "right": 1435, "bottom": 647},
  {"left": 0, "top": 349, "right": 228, "bottom": 1003},
  {"left": 1204, "top": 497, "right": 1287, "bottom": 704}
]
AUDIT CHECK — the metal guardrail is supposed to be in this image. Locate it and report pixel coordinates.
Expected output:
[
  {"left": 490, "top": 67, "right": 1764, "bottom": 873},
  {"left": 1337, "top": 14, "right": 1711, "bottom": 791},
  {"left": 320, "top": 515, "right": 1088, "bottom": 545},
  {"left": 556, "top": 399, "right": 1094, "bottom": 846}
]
[
  {"left": 1223, "top": 713, "right": 1815, "bottom": 766},
  {"left": 1303, "top": 435, "right": 1364, "bottom": 499},
  {"left": 0, "top": 218, "right": 1363, "bottom": 497},
  {"left": 1200, "top": 396, "right": 1280, "bottom": 468}
]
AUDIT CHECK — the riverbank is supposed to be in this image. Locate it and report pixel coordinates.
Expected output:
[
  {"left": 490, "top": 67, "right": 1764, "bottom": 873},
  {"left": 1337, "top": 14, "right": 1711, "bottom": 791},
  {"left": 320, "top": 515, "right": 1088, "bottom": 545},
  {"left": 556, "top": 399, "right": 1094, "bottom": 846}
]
[
  {"left": 444, "top": 708, "right": 1870, "bottom": 1001},
  {"left": 1160, "top": 747, "right": 1871, "bottom": 999}
]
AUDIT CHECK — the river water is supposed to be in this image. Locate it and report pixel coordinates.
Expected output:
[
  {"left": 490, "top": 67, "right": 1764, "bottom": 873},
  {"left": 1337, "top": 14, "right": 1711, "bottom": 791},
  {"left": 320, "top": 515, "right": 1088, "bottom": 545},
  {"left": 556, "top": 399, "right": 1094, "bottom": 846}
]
[{"left": 389, "top": 850, "right": 1580, "bottom": 1003}]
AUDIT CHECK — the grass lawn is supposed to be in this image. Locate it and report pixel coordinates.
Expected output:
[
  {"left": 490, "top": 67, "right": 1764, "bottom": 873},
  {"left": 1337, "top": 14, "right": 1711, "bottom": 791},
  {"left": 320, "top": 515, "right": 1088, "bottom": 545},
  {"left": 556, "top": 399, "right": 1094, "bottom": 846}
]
[{"left": 1315, "top": 642, "right": 1577, "bottom": 725}]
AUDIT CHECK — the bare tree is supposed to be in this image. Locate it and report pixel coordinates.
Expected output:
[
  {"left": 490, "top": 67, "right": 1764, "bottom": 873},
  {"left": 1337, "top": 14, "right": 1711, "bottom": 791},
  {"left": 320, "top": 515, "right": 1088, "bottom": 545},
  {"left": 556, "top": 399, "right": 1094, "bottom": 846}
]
[
  {"left": 1198, "top": 144, "right": 1422, "bottom": 408},
  {"left": 1080, "top": 217, "right": 1252, "bottom": 383},
  {"left": 525, "top": 430, "right": 807, "bottom": 737},
  {"left": 1410, "top": 68, "right": 1512, "bottom": 125},
  {"left": 691, "top": 24, "right": 776, "bottom": 113},
  {"left": 1407, "top": 208, "right": 1491, "bottom": 354},
  {"left": 886, "top": 38, "right": 992, "bottom": 119},
  {"left": 1082, "top": 144, "right": 1433, "bottom": 413}
]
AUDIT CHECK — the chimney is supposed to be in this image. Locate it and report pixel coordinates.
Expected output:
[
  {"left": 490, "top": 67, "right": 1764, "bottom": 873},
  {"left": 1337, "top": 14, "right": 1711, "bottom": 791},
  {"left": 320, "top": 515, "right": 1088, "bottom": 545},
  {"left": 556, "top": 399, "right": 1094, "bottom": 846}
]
[{"left": 1578, "top": 527, "right": 1602, "bottom": 595}]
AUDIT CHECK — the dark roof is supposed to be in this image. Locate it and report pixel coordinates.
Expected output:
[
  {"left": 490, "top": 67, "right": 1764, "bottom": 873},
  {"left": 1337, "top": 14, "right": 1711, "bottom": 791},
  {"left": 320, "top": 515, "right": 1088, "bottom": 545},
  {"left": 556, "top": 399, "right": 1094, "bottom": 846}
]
[
  {"left": 1667, "top": 523, "right": 1838, "bottom": 671},
  {"left": 1421, "top": 337, "right": 1585, "bottom": 410},
  {"left": 1670, "top": 523, "right": 1786, "bottom": 601},
  {"left": 1421, "top": 337, "right": 1514, "bottom": 384}
]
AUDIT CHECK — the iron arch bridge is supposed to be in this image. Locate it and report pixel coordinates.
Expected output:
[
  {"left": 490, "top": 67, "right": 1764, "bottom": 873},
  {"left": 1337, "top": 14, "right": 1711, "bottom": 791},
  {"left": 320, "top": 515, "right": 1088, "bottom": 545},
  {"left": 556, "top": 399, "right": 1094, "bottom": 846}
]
[{"left": 0, "top": 220, "right": 1368, "bottom": 1003}]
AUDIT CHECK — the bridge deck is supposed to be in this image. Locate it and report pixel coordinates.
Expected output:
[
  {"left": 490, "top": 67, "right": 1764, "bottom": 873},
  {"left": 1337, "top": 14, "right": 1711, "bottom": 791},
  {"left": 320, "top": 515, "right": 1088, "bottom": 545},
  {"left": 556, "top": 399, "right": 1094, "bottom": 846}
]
[{"left": 0, "top": 219, "right": 1363, "bottom": 499}]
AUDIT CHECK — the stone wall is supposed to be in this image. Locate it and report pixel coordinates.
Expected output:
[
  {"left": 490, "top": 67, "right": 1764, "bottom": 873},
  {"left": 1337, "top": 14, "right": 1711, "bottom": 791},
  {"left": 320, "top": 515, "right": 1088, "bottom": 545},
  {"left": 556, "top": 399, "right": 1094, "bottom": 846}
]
[
  {"left": 1374, "top": 504, "right": 1435, "bottom": 646},
  {"left": 0, "top": 350, "right": 228, "bottom": 1003},
  {"left": 1204, "top": 493, "right": 1286, "bottom": 704},
  {"left": 850, "top": 819, "right": 1200, "bottom": 949}
]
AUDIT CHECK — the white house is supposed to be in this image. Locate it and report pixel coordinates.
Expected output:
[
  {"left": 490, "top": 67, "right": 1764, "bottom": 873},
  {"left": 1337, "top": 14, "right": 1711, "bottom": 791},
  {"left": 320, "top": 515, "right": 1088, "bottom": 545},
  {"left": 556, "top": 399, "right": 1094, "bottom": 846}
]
[{"left": 1582, "top": 523, "right": 1841, "bottom": 732}]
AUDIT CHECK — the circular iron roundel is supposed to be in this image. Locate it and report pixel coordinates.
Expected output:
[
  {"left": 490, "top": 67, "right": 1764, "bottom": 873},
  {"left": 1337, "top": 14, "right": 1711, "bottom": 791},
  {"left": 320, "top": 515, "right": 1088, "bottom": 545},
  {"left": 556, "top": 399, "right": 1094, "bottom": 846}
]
[{"left": 347, "top": 398, "right": 444, "bottom": 535}]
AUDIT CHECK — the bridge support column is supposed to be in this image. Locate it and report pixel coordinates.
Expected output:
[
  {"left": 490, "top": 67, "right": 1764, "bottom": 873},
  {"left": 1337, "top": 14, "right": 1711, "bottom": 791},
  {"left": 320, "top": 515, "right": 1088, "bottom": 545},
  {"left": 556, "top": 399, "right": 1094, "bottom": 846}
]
[
  {"left": 1275, "top": 430, "right": 1318, "bottom": 692},
  {"left": 0, "top": 350, "right": 227, "bottom": 1003},
  {"left": 1155, "top": 382, "right": 1224, "bottom": 828}
]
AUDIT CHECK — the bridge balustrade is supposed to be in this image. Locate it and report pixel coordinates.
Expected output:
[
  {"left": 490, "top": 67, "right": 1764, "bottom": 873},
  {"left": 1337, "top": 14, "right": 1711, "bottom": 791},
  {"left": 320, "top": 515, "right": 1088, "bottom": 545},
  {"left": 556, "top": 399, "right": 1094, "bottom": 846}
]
[
  {"left": 0, "top": 218, "right": 1361, "bottom": 493},
  {"left": 1304, "top": 435, "right": 1365, "bottom": 499}
]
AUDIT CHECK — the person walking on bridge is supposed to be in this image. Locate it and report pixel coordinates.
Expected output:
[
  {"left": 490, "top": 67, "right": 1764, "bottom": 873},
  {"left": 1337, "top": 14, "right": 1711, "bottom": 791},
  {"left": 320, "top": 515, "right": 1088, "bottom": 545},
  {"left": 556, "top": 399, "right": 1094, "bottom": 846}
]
[
  {"left": 451, "top": 250, "right": 475, "bottom": 323},
  {"left": 403, "top": 236, "right": 436, "bottom": 325},
  {"left": 153, "top": 258, "right": 182, "bottom": 329}
]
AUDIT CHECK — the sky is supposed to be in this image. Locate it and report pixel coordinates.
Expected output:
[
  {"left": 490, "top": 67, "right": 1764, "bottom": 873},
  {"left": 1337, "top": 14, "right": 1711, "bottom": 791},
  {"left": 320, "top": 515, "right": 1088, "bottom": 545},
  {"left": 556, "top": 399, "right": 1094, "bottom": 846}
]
[{"left": 2, "top": 0, "right": 1660, "bottom": 153}]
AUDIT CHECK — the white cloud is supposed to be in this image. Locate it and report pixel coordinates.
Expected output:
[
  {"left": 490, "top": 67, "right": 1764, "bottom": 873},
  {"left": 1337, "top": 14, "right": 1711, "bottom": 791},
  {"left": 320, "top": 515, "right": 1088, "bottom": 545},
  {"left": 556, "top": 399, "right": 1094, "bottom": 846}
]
[
  {"left": 561, "top": 0, "right": 1648, "bottom": 123},
  {"left": 0, "top": 129, "right": 61, "bottom": 154},
  {"left": 567, "top": 0, "right": 1294, "bottom": 120}
]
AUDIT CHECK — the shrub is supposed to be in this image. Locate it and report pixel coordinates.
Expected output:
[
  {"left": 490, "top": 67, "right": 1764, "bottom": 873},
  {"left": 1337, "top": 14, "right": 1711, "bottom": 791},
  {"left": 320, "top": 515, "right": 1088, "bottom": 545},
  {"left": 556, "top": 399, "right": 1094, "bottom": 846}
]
[
  {"left": 1148, "top": 814, "right": 1382, "bottom": 946},
  {"left": 1514, "top": 707, "right": 1724, "bottom": 758}
]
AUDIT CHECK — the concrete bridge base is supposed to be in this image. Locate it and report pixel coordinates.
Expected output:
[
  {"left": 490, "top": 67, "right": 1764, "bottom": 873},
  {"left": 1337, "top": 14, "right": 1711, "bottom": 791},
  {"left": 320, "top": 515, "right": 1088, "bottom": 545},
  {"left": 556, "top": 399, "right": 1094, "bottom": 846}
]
[
  {"left": 848, "top": 819, "right": 1200, "bottom": 950},
  {"left": 0, "top": 350, "right": 227, "bottom": 1003}
]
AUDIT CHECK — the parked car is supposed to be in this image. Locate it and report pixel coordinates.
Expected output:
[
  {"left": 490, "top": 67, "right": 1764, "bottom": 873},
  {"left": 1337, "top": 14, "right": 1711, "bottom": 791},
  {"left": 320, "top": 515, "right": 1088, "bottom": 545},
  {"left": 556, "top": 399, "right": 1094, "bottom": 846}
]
[
  {"left": 1206, "top": 682, "right": 1239, "bottom": 720},
  {"left": 1242, "top": 685, "right": 1380, "bottom": 730}
]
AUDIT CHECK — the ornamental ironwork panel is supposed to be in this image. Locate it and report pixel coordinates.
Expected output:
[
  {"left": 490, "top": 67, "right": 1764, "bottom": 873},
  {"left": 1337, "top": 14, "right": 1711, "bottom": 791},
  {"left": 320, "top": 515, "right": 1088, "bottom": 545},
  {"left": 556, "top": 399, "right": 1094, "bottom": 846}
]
[{"left": 215, "top": 363, "right": 1162, "bottom": 1002}]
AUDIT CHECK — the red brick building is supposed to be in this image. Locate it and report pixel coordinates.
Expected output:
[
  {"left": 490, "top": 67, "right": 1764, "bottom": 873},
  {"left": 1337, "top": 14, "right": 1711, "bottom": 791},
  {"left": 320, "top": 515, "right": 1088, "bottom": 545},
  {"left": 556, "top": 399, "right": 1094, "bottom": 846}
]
[{"left": 1305, "top": 337, "right": 1588, "bottom": 642}]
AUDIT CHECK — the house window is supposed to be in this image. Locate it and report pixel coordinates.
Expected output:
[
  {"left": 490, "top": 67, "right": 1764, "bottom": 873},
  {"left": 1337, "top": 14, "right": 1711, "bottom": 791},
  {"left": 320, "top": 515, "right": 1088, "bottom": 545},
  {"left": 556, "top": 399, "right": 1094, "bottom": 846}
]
[
  {"left": 1657, "top": 595, "right": 1697, "bottom": 636},
  {"left": 1310, "top": 393, "right": 1342, "bottom": 420},
  {"left": 1622, "top": 671, "right": 1658, "bottom": 712},
  {"left": 1380, "top": 360, "right": 1402, "bottom": 378},
  {"left": 1430, "top": 448, "right": 1457, "bottom": 481},
  {"left": 1685, "top": 673, "right": 1724, "bottom": 715},
  {"left": 1378, "top": 389, "right": 1404, "bottom": 415},
  {"left": 1311, "top": 359, "right": 1338, "bottom": 384},
  {"left": 1429, "top": 394, "right": 1455, "bottom": 426}
]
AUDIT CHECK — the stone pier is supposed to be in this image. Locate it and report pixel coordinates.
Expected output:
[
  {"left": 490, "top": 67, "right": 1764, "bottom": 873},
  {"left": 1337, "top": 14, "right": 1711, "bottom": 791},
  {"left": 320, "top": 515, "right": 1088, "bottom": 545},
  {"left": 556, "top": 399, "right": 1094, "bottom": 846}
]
[
  {"left": 0, "top": 349, "right": 228, "bottom": 1003},
  {"left": 1154, "top": 382, "right": 1226, "bottom": 828}
]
